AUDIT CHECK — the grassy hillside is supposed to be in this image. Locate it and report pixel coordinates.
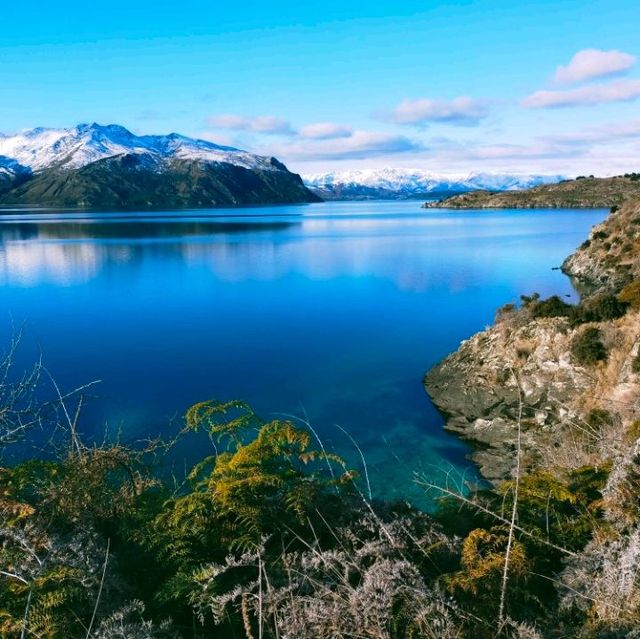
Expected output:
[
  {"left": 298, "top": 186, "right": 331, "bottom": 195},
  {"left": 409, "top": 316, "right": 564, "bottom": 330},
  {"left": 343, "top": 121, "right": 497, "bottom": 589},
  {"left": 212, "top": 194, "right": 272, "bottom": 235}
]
[{"left": 425, "top": 174, "right": 640, "bottom": 209}]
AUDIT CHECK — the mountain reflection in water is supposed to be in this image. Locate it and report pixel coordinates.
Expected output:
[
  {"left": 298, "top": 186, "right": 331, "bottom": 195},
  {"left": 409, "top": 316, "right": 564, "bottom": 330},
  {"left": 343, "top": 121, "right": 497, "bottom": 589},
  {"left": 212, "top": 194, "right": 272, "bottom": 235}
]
[{"left": 0, "top": 202, "right": 608, "bottom": 505}]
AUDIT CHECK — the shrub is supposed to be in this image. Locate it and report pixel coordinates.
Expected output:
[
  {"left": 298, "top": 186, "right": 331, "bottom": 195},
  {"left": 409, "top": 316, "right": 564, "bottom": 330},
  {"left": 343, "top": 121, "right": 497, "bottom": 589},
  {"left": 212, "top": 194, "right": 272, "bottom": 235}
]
[
  {"left": 583, "top": 294, "right": 629, "bottom": 321},
  {"left": 627, "top": 419, "right": 640, "bottom": 440},
  {"left": 530, "top": 295, "right": 573, "bottom": 319},
  {"left": 570, "top": 294, "right": 629, "bottom": 325},
  {"left": 632, "top": 352, "right": 640, "bottom": 374},
  {"left": 522, "top": 293, "right": 628, "bottom": 327},
  {"left": 520, "top": 292, "right": 540, "bottom": 307},
  {"left": 496, "top": 302, "right": 517, "bottom": 323},
  {"left": 592, "top": 230, "right": 609, "bottom": 241},
  {"left": 618, "top": 280, "right": 640, "bottom": 309},
  {"left": 584, "top": 408, "right": 614, "bottom": 433},
  {"left": 571, "top": 327, "right": 607, "bottom": 365}
]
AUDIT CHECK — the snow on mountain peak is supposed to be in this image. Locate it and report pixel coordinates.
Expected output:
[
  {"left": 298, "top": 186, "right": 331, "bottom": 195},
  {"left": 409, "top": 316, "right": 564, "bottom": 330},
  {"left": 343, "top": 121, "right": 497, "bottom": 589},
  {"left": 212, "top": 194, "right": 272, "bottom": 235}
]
[
  {"left": 0, "top": 123, "right": 277, "bottom": 173},
  {"left": 303, "top": 168, "right": 565, "bottom": 196}
]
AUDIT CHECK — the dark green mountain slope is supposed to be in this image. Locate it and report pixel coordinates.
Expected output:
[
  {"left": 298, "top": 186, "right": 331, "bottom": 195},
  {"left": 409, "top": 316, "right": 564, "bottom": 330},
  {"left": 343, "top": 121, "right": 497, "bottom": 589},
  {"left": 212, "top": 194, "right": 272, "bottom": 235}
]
[{"left": 0, "top": 153, "right": 320, "bottom": 210}]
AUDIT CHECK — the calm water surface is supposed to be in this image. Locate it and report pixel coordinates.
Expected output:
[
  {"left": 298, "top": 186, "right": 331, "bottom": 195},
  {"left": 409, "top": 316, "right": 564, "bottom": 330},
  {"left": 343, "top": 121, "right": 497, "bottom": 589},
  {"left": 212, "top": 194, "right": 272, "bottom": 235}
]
[{"left": 0, "top": 201, "right": 608, "bottom": 503}]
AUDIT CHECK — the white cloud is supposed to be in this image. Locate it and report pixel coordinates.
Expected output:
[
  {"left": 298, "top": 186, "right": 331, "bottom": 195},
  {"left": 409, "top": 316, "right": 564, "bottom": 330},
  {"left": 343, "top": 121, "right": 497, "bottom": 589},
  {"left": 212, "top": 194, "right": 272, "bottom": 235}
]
[
  {"left": 207, "top": 114, "right": 293, "bottom": 135},
  {"left": 299, "top": 122, "right": 353, "bottom": 139},
  {"left": 522, "top": 78, "right": 640, "bottom": 108},
  {"left": 207, "top": 114, "right": 249, "bottom": 129},
  {"left": 390, "top": 96, "right": 489, "bottom": 125},
  {"left": 284, "top": 132, "right": 640, "bottom": 176},
  {"left": 553, "top": 49, "right": 636, "bottom": 85},
  {"left": 472, "top": 143, "right": 581, "bottom": 160},
  {"left": 410, "top": 117, "right": 640, "bottom": 174},
  {"left": 541, "top": 118, "right": 640, "bottom": 145},
  {"left": 268, "top": 130, "right": 422, "bottom": 160},
  {"left": 250, "top": 116, "right": 293, "bottom": 135}
]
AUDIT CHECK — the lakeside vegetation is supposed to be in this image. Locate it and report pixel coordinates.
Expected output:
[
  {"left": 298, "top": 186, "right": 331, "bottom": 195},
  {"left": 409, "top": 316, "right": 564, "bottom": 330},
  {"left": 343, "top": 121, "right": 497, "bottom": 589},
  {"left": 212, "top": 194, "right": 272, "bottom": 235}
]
[{"left": 0, "top": 345, "right": 635, "bottom": 638}]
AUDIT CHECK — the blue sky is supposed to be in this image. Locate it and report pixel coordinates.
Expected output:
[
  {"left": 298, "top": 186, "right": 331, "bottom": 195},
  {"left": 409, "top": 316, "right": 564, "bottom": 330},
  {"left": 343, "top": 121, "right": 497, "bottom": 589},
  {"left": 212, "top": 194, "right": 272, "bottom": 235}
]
[{"left": 2, "top": 0, "right": 640, "bottom": 175}]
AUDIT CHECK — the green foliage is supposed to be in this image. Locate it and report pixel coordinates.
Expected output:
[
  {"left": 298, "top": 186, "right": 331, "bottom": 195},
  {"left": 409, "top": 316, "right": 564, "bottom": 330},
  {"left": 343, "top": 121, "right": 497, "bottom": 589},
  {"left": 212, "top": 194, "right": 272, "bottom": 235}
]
[
  {"left": 0, "top": 400, "right": 361, "bottom": 637},
  {"left": 571, "top": 327, "right": 607, "bottom": 365},
  {"left": 577, "top": 294, "right": 629, "bottom": 323},
  {"left": 0, "top": 394, "right": 621, "bottom": 639},
  {"left": 177, "top": 400, "right": 350, "bottom": 547},
  {"left": 138, "top": 400, "right": 356, "bottom": 618},
  {"left": 0, "top": 464, "right": 115, "bottom": 638},
  {"left": 519, "top": 292, "right": 628, "bottom": 326},
  {"left": 530, "top": 295, "right": 573, "bottom": 319},
  {"left": 442, "top": 467, "right": 609, "bottom": 627},
  {"left": 448, "top": 526, "right": 531, "bottom": 615},
  {"left": 510, "top": 468, "right": 608, "bottom": 551}
]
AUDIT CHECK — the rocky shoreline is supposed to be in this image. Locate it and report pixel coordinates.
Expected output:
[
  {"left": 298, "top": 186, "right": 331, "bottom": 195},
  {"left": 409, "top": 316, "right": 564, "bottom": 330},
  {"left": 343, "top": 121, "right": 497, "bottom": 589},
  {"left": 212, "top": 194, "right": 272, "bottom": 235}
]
[
  {"left": 424, "top": 197, "right": 640, "bottom": 632},
  {"left": 425, "top": 197, "right": 640, "bottom": 484}
]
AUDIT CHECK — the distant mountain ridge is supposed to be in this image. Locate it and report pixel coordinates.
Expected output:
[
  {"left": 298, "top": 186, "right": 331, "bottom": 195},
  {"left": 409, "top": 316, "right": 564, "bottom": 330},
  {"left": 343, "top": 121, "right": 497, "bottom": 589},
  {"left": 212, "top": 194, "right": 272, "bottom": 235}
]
[
  {"left": 0, "top": 123, "right": 318, "bottom": 209},
  {"left": 424, "top": 175, "right": 640, "bottom": 209},
  {"left": 303, "top": 168, "right": 564, "bottom": 200}
]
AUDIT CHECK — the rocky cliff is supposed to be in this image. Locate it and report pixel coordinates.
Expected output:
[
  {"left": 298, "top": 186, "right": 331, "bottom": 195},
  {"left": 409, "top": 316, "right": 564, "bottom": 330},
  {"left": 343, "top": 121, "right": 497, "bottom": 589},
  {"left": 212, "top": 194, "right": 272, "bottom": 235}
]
[
  {"left": 426, "top": 304, "right": 640, "bottom": 482},
  {"left": 426, "top": 197, "right": 640, "bottom": 483}
]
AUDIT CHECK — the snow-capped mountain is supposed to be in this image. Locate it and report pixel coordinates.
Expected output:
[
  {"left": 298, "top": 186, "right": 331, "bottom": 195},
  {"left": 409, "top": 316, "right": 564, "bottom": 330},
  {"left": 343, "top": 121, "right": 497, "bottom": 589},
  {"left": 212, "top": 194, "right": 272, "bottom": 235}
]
[
  {"left": 0, "top": 123, "right": 279, "bottom": 173},
  {"left": 0, "top": 123, "right": 317, "bottom": 209},
  {"left": 303, "top": 168, "right": 565, "bottom": 200}
]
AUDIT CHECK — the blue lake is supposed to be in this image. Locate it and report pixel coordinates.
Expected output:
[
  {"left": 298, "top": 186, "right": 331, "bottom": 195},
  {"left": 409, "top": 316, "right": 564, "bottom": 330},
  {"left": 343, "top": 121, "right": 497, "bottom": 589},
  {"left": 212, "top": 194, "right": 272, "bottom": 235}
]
[{"left": 0, "top": 201, "right": 607, "bottom": 503}]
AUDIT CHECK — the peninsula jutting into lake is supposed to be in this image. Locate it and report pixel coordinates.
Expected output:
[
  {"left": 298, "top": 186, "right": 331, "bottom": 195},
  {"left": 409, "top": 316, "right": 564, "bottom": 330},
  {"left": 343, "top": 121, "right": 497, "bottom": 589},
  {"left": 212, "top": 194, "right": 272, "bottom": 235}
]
[{"left": 3, "top": 2, "right": 640, "bottom": 638}]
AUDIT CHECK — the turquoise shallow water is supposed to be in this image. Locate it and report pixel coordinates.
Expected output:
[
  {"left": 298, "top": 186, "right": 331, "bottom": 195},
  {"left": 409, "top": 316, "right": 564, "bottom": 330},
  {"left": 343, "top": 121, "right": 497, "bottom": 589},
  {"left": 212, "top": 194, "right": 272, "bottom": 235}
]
[{"left": 0, "top": 201, "right": 608, "bottom": 504}]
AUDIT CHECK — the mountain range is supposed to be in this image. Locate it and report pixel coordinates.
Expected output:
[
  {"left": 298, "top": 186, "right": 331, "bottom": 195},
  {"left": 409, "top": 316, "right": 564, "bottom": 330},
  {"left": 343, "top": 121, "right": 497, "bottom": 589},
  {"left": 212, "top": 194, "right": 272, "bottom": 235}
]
[
  {"left": 0, "top": 123, "right": 318, "bottom": 209},
  {"left": 0, "top": 125, "right": 568, "bottom": 209},
  {"left": 303, "top": 168, "right": 565, "bottom": 200}
]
